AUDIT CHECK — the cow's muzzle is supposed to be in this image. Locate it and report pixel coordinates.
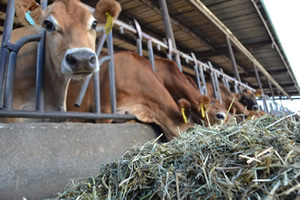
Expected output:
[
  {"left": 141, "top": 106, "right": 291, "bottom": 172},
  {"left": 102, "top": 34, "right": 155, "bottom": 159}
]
[{"left": 62, "top": 48, "right": 99, "bottom": 79}]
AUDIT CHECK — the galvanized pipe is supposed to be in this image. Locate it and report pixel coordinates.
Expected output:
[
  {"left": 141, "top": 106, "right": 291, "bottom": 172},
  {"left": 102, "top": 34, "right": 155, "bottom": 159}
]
[
  {"left": 191, "top": 53, "right": 202, "bottom": 94},
  {"left": 35, "top": 30, "right": 46, "bottom": 111},
  {"left": 4, "top": 52, "right": 17, "bottom": 110},
  {"left": 107, "top": 31, "right": 117, "bottom": 113},
  {"left": 0, "top": 110, "right": 136, "bottom": 120},
  {"left": 226, "top": 36, "right": 241, "bottom": 82},
  {"left": 267, "top": 78, "right": 277, "bottom": 111},
  {"left": 254, "top": 64, "right": 268, "bottom": 112},
  {"left": 41, "top": 0, "right": 48, "bottom": 9},
  {"left": 93, "top": 71, "right": 101, "bottom": 113},
  {"left": 133, "top": 20, "right": 143, "bottom": 56},
  {"left": 147, "top": 40, "right": 156, "bottom": 72},
  {"left": 112, "top": 19, "right": 254, "bottom": 92},
  {"left": 0, "top": 0, "right": 15, "bottom": 108},
  {"left": 175, "top": 53, "right": 182, "bottom": 72},
  {"left": 93, "top": 31, "right": 107, "bottom": 113},
  {"left": 159, "top": 0, "right": 176, "bottom": 49},
  {"left": 199, "top": 64, "right": 207, "bottom": 95}
]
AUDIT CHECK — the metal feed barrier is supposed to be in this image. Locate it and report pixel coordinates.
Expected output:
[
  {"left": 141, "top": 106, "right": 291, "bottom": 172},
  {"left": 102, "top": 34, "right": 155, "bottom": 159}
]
[{"left": 0, "top": 0, "right": 286, "bottom": 121}]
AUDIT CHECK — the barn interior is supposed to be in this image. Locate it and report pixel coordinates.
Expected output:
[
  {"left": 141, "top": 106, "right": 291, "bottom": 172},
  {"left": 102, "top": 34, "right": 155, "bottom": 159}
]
[
  {"left": 1, "top": 0, "right": 299, "bottom": 100},
  {"left": 1, "top": 1, "right": 300, "bottom": 199}
]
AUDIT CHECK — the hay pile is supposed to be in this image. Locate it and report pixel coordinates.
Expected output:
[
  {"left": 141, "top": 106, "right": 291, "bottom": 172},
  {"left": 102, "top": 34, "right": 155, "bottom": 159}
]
[{"left": 56, "top": 114, "right": 300, "bottom": 199}]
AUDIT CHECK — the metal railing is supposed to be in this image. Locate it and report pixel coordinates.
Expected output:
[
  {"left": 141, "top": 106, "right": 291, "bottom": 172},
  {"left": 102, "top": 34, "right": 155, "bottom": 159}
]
[{"left": 0, "top": 1, "right": 288, "bottom": 121}]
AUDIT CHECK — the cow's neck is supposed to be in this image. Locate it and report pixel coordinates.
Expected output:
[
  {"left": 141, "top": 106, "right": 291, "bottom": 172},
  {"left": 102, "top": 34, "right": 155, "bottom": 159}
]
[{"left": 43, "top": 55, "right": 70, "bottom": 112}]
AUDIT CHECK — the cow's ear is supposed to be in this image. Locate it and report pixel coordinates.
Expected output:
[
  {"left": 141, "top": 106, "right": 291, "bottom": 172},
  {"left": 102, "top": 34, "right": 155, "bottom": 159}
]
[
  {"left": 177, "top": 98, "right": 191, "bottom": 123},
  {"left": 197, "top": 95, "right": 210, "bottom": 113},
  {"left": 255, "top": 89, "right": 263, "bottom": 97},
  {"left": 93, "top": 0, "right": 121, "bottom": 25},
  {"left": 234, "top": 93, "right": 241, "bottom": 100},
  {"left": 15, "top": 0, "right": 43, "bottom": 27}
]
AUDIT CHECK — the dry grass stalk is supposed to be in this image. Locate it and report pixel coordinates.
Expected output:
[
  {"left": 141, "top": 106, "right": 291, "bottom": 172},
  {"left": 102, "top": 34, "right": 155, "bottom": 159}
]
[{"left": 54, "top": 113, "right": 300, "bottom": 200}]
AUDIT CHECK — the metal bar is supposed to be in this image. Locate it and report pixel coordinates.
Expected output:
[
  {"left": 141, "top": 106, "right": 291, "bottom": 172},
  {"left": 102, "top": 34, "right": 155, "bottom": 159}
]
[
  {"left": 199, "top": 63, "right": 207, "bottom": 95},
  {"left": 41, "top": 0, "right": 48, "bottom": 9},
  {"left": 4, "top": 52, "right": 17, "bottom": 110},
  {"left": 74, "top": 78, "right": 92, "bottom": 107},
  {"left": 0, "top": 0, "right": 15, "bottom": 108},
  {"left": 159, "top": 0, "right": 176, "bottom": 49},
  {"left": 0, "top": 110, "right": 136, "bottom": 120},
  {"left": 0, "top": 49, "right": 8, "bottom": 109},
  {"left": 254, "top": 64, "right": 268, "bottom": 112},
  {"left": 268, "top": 78, "right": 277, "bottom": 111},
  {"left": 234, "top": 80, "right": 239, "bottom": 94},
  {"left": 107, "top": 31, "right": 117, "bottom": 113},
  {"left": 133, "top": 20, "right": 143, "bottom": 56},
  {"left": 191, "top": 53, "right": 202, "bottom": 94},
  {"left": 266, "top": 95, "right": 273, "bottom": 111},
  {"left": 147, "top": 40, "right": 156, "bottom": 72},
  {"left": 112, "top": 19, "right": 255, "bottom": 92},
  {"left": 226, "top": 35, "right": 241, "bottom": 82},
  {"left": 175, "top": 53, "right": 182, "bottom": 72},
  {"left": 35, "top": 30, "right": 46, "bottom": 111},
  {"left": 136, "top": 39, "right": 143, "bottom": 56},
  {"left": 189, "top": 0, "right": 289, "bottom": 97},
  {"left": 94, "top": 31, "right": 107, "bottom": 113},
  {"left": 93, "top": 71, "right": 101, "bottom": 113},
  {"left": 209, "top": 62, "right": 218, "bottom": 99},
  {"left": 213, "top": 71, "right": 222, "bottom": 104},
  {"left": 96, "top": 30, "right": 107, "bottom": 55}
]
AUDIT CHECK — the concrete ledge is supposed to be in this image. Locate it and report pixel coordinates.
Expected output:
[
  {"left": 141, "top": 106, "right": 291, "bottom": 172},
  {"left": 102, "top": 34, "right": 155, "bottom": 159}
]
[{"left": 0, "top": 122, "right": 161, "bottom": 200}]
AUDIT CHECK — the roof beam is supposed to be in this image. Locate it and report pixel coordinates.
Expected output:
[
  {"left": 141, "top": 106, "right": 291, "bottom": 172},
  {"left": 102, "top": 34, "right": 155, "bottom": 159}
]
[{"left": 189, "top": 0, "right": 290, "bottom": 97}]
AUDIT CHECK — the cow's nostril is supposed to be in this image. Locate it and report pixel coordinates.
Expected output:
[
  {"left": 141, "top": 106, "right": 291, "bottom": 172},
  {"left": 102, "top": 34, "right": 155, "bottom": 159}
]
[
  {"left": 66, "top": 54, "right": 77, "bottom": 66},
  {"left": 89, "top": 56, "right": 96, "bottom": 65},
  {"left": 216, "top": 112, "right": 225, "bottom": 120}
]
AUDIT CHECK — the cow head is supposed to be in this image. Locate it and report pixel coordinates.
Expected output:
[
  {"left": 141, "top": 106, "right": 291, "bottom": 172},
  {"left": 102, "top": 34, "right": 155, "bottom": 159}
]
[
  {"left": 239, "top": 89, "right": 261, "bottom": 111},
  {"left": 15, "top": 0, "right": 121, "bottom": 80},
  {"left": 195, "top": 95, "right": 228, "bottom": 125}
]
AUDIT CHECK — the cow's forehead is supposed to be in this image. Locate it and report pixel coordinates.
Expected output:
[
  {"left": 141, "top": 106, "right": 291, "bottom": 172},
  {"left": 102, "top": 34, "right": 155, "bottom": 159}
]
[{"left": 45, "top": 0, "right": 92, "bottom": 29}]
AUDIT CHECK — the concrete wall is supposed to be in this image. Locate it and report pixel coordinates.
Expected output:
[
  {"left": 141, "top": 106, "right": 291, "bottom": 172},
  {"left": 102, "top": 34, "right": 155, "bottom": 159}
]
[{"left": 0, "top": 122, "right": 161, "bottom": 200}]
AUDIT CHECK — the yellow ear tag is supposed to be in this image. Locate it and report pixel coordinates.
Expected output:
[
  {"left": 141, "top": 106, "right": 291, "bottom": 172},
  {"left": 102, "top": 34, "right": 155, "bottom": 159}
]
[
  {"left": 201, "top": 103, "right": 205, "bottom": 118},
  {"left": 181, "top": 108, "right": 188, "bottom": 123},
  {"left": 256, "top": 93, "right": 261, "bottom": 97},
  {"left": 105, "top": 12, "right": 114, "bottom": 35}
]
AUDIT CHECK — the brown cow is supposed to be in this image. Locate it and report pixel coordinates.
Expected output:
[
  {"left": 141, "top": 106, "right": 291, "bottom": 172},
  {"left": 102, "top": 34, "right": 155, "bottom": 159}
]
[
  {"left": 185, "top": 76, "right": 261, "bottom": 119},
  {"left": 0, "top": 0, "right": 121, "bottom": 122},
  {"left": 67, "top": 52, "right": 193, "bottom": 141},
  {"left": 154, "top": 57, "right": 229, "bottom": 126}
]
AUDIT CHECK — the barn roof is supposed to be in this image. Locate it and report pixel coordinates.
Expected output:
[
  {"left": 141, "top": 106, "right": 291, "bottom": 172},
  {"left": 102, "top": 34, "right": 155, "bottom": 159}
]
[{"left": 1, "top": 0, "right": 299, "bottom": 97}]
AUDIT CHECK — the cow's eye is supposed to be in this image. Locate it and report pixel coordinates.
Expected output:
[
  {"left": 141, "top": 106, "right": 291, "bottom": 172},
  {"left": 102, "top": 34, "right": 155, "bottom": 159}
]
[
  {"left": 91, "top": 20, "right": 98, "bottom": 30},
  {"left": 43, "top": 20, "right": 55, "bottom": 31}
]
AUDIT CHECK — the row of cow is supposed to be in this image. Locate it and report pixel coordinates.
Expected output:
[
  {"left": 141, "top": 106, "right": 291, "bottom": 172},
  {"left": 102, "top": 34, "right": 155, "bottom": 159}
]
[{"left": 0, "top": 0, "right": 265, "bottom": 141}]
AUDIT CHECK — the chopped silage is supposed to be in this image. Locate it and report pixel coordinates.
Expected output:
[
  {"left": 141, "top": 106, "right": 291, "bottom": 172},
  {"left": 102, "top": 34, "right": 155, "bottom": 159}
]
[{"left": 56, "top": 114, "right": 300, "bottom": 200}]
